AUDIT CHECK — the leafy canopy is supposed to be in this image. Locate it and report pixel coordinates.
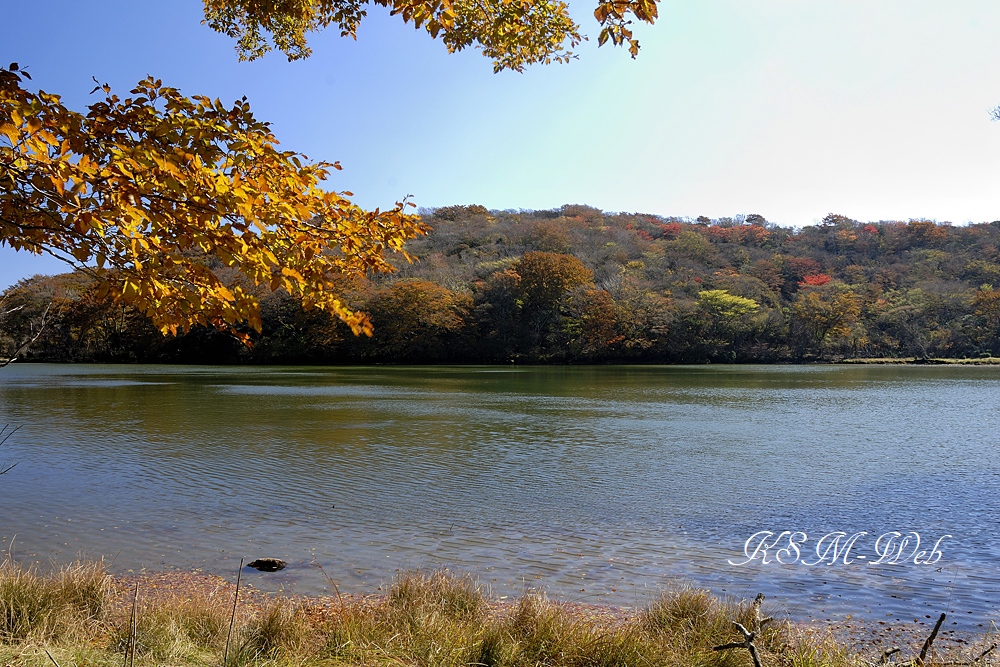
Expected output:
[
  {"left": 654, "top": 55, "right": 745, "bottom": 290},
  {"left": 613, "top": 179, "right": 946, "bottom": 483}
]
[
  {"left": 516, "top": 251, "right": 593, "bottom": 309},
  {"left": 697, "top": 289, "right": 759, "bottom": 319},
  {"left": 203, "top": 0, "right": 660, "bottom": 72},
  {"left": 0, "top": 65, "right": 425, "bottom": 340}
]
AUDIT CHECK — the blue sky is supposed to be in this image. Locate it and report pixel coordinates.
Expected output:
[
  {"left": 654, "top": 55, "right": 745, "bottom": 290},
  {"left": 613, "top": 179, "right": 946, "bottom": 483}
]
[{"left": 2, "top": 1, "right": 1000, "bottom": 289}]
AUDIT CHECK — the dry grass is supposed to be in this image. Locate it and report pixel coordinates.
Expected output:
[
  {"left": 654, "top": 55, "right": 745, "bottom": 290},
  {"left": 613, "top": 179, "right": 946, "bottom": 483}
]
[
  {"left": 105, "top": 593, "right": 232, "bottom": 662},
  {"left": 1, "top": 560, "right": 996, "bottom": 667},
  {"left": 0, "top": 558, "right": 109, "bottom": 643}
]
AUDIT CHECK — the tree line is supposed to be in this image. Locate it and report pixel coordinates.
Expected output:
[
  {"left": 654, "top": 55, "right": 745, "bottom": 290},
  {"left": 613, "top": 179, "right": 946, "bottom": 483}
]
[{"left": 4, "top": 204, "right": 1000, "bottom": 364}]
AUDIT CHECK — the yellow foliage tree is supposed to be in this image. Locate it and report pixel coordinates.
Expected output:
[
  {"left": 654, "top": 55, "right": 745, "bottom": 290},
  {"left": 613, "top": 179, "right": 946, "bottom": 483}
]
[
  {"left": 697, "top": 289, "right": 759, "bottom": 320},
  {"left": 203, "top": 0, "right": 660, "bottom": 72},
  {"left": 515, "top": 251, "right": 593, "bottom": 310},
  {"left": 1, "top": 65, "right": 425, "bottom": 341},
  {"left": 791, "top": 285, "right": 863, "bottom": 353},
  {"left": 695, "top": 288, "right": 762, "bottom": 358}
]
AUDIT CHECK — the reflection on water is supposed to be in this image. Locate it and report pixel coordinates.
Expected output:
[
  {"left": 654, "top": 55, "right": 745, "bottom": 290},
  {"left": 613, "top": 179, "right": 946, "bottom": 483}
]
[{"left": 1, "top": 364, "right": 999, "bottom": 629}]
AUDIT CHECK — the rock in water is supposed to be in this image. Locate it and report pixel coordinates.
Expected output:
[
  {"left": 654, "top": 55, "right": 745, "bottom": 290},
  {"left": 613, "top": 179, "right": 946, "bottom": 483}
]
[{"left": 246, "top": 558, "right": 287, "bottom": 572}]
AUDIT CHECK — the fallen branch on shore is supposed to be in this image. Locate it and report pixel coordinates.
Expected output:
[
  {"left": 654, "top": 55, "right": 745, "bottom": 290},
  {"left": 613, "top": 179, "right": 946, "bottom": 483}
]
[
  {"left": 712, "top": 621, "right": 764, "bottom": 667},
  {"left": 712, "top": 592, "right": 772, "bottom": 667}
]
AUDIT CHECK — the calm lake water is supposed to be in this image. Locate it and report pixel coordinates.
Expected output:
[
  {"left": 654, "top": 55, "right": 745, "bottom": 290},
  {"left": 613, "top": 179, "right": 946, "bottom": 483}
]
[{"left": 1, "top": 364, "right": 998, "bottom": 629}]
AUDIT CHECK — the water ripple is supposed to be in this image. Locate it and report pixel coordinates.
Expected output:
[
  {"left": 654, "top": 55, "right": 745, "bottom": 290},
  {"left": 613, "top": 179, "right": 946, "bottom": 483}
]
[{"left": 1, "top": 364, "right": 998, "bottom": 629}]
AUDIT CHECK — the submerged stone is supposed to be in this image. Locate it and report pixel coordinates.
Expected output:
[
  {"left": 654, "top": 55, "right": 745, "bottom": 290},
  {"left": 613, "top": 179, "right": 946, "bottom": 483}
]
[{"left": 247, "top": 558, "right": 287, "bottom": 572}]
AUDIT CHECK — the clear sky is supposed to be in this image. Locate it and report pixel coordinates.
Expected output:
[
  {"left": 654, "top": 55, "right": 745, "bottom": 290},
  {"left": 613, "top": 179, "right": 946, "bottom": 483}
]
[{"left": 2, "top": 1, "right": 1000, "bottom": 289}]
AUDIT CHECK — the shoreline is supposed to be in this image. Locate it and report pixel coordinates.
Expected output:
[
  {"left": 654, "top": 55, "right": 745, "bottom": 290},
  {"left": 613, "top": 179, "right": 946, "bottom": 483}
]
[
  {"left": 110, "top": 570, "right": 991, "bottom": 660},
  {"left": 838, "top": 357, "right": 1000, "bottom": 365},
  {"left": 4, "top": 560, "right": 997, "bottom": 666},
  {"left": 7, "top": 356, "right": 1000, "bottom": 366}
]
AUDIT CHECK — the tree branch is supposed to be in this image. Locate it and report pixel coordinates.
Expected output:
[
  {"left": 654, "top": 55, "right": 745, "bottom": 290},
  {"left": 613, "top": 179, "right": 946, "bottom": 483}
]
[{"left": 0, "top": 301, "right": 52, "bottom": 368}]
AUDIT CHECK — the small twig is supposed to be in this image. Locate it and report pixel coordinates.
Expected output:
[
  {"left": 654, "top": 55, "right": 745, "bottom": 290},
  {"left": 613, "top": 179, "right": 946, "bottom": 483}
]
[
  {"left": 223, "top": 558, "right": 244, "bottom": 667},
  {"left": 44, "top": 649, "right": 61, "bottom": 667},
  {"left": 877, "top": 647, "right": 901, "bottom": 665},
  {"left": 713, "top": 621, "right": 763, "bottom": 667},
  {"left": 917, "top": 613, "right": 947, "bottom": 666},
  {"left": 971, "top": 643, "right": 997, "bottom": 664},
  {"left": 0, "top": 302, "right": 25, "bottom": 318},
  {"left": 127, "top": 580, "right": 139, "bottom": 667},
  {"left": 314, "top": 560, "right": 346, "bottom": 617},
  {"left": 0, "top": 424, "right": 21, "bottom": 447},
  {"left": 0, "top": 424, "right": 20, "bottom": 475}
]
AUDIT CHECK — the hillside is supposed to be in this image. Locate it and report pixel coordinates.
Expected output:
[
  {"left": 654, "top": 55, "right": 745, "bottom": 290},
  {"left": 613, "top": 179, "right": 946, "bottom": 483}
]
[{"left": 4, "top": 204, "right": 1000, "bottom": 364}]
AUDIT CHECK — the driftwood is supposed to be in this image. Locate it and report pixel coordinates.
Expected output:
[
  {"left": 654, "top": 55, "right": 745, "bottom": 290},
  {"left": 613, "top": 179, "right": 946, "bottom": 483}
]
[
  {"left": 713, "top": 594, "right": 769, "bottom": 667},
  {"left": 751, "top": 592, "right": 773, "bottom": 630},
  {"left": 713, "top": 621, "right": 764, "bottom": 667}
]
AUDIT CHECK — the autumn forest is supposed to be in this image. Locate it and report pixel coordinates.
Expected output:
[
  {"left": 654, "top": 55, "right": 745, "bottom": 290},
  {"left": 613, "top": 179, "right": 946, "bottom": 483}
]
[{"left": 4, "top": 204, "right": 1000, "bottom": 365}]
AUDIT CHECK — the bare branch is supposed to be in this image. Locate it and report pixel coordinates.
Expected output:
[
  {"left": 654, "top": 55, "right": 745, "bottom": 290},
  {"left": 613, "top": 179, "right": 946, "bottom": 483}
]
[
  {"left": 0, "top": 301, "right": 52, "bottom": 368},
  {"left": 0, "top": 303, "right": 25, "bottom": 318}
]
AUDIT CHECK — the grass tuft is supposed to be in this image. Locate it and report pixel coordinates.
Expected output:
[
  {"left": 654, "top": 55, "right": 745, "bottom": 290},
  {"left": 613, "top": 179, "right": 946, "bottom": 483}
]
[
  {"left": 0, "top": 558, "right": 110, "bottom": 643},
  {"left": 388, "top": 569, "right": 485, "bottom": 620},
  {"left": 642, "top": 586, "right": 718, "bottom": 637},
  {"left": 231, "top": 600, "right": 311, "bottom": 664},
  {"left": 107, "top": 593, "right": 233, "bottom": 661}
]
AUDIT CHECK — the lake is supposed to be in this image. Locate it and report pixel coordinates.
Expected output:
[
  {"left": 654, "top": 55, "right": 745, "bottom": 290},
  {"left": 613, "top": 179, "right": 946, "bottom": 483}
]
[{"left": 1, "top": 363, "right": 998, "bottom": 630}]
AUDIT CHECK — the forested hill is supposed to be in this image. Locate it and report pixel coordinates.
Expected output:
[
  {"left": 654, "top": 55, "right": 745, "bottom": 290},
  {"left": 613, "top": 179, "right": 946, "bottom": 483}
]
[{"left": 4, "top": 204, "right": 1000, "bottom": 364}]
